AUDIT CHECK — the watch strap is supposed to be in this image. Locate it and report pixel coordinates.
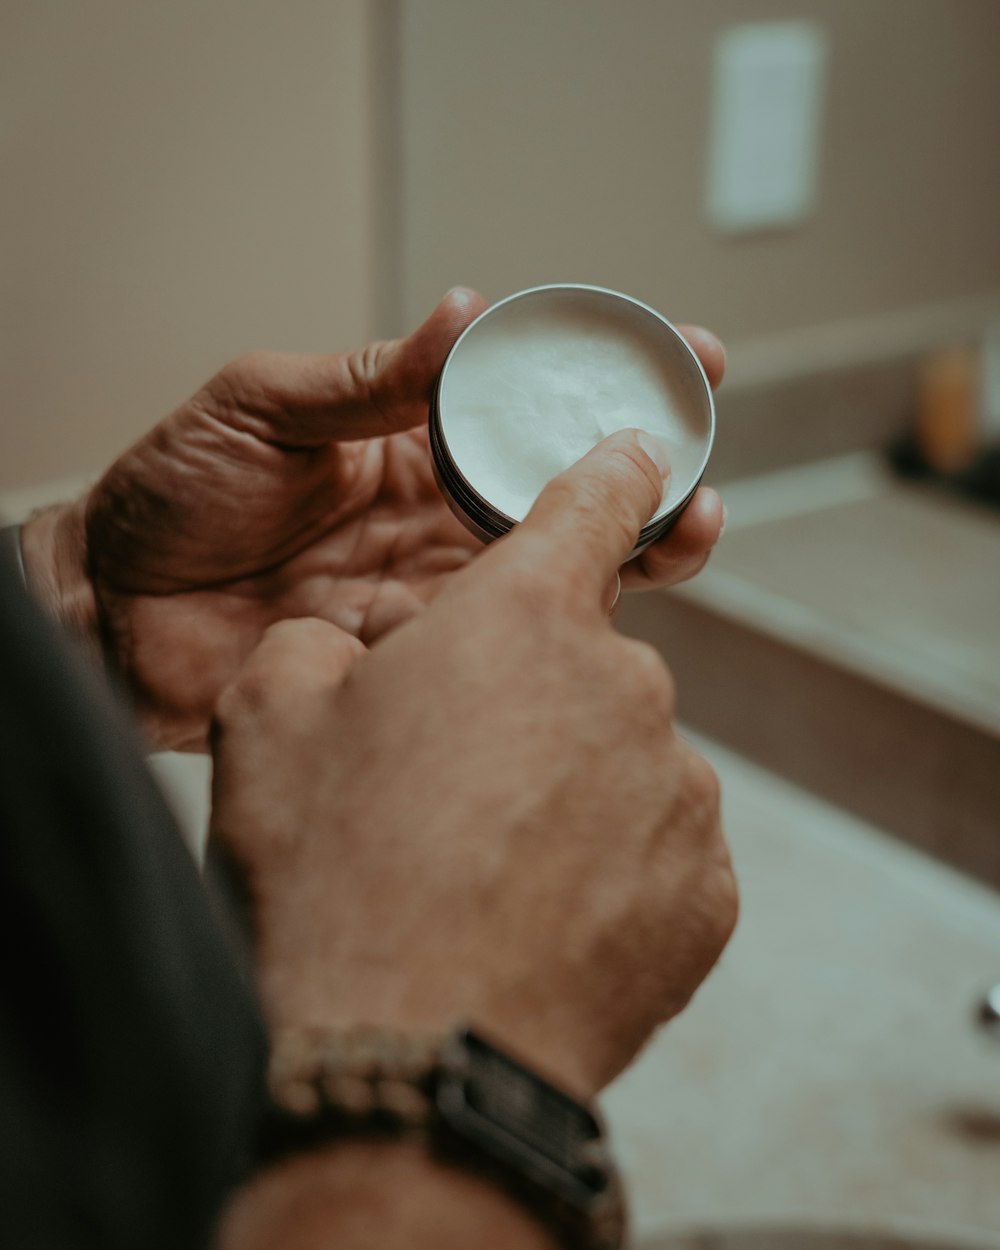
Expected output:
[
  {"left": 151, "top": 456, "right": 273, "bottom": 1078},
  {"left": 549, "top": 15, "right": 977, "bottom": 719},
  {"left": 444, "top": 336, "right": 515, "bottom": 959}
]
[{"left": 258, "top": 1025, "right": 626, "bottom": 1250}]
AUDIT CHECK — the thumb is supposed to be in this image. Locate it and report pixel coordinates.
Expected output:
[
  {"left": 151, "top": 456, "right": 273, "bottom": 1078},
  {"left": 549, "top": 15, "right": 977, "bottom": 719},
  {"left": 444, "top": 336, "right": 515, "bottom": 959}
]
[
  {"left": 204, "top": 288, "right": 487, "bottom": 447},
  {"left": 503, "top": 429, "right": 671, "bottom": 609}
]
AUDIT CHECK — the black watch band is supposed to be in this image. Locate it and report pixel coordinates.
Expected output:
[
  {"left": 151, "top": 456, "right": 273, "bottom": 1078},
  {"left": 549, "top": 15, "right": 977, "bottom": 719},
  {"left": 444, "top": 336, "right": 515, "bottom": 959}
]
[{"left": 258, "top": 1025, "right": 626, "bottom": 1250}]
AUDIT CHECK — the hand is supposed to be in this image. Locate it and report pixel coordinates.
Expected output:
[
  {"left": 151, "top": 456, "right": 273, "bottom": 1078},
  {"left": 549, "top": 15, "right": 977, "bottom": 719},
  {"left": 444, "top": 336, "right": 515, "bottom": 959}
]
[
  {"left": 210, "top": 428, "right": 738, "bottom": 1098},
  {"left": 22, "top": 292, "right": 726, "bottom": 752}
]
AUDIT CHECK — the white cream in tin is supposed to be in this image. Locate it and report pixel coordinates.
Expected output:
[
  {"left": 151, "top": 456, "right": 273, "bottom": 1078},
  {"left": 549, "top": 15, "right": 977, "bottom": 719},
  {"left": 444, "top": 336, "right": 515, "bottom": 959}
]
[{"left": 432, "top": 285, "right": 715, "bottom": 550}]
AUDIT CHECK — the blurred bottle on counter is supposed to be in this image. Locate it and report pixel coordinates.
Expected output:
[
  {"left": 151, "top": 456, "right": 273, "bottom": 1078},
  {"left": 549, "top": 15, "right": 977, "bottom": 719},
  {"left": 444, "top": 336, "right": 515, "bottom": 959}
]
[{"left": 889, "top": 321, "right": 1000, "bottom": 509}]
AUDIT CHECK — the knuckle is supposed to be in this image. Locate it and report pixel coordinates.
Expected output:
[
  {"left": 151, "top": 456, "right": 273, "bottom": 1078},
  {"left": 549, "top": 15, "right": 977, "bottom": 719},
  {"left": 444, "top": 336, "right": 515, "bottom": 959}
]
[
  {"left": 684, "top": 750, "right": 722, "bottom": 829},
  {"left": 548, "top": 470, "right": 638, "bottom": 560},
  {"left": 217, "top": 352, "right": 265, "bottom": 395},
  {"left": 208, "top": 353, "right": 279, "bottom": 422},
  {"left": 715, "top": 863, "right": 740, "bottom": 942},
  {"left": 215, "top": 620, "right": 337, "bottom": 730},
  {"left": 586, "top": 470, "right": 643, "bottom": 553},
  {"left": 495, "top": 537, "right": 557, "bottom": 615},
  {"left": 213, "top": 670, "right": 271, "bottom": 730},
  {"left": 620, "top": 640, "right": 676, "bottom": 718},
  {"left": 261, "top": 617, "right": 319, "bottom": 647},
  {"left": 345, "top": 341, "right": 391, "bottom": 411},
  {"left": 259, "top": 618, "right": 362, "bottom": 689},
  {"left": 689, "top": 749, "right": 721, "bottom": 807},
  {"left": 595, "top": 442, "right": 664, "bottom": 535},
  {"left": 695, "top": 860, "right": 740, "bottom": 972}
]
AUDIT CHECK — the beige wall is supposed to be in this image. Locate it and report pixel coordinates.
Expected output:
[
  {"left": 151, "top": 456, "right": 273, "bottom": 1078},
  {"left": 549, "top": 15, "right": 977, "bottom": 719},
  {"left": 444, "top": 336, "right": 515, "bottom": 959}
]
[
  {"left": 2, "top": 0, "right": 380, "bottom": 490},
  {"left": 6, "top": 1, "right": 1000, "bottom": 493},
  {"left": 394, "top": 0, "right": 1000, "bottom": 354}
]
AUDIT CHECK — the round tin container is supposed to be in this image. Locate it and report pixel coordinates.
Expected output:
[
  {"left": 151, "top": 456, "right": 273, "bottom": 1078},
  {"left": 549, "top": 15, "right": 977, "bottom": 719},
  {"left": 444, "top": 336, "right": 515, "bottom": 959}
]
[{"left": 430, "top": 284, "right": 715, "bottom": 557}]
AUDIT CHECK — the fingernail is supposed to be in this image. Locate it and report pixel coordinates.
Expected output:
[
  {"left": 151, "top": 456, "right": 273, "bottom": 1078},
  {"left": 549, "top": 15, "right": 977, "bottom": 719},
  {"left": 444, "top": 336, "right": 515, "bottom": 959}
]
[
  {"left": 635, "top": 430, "right": 672, "bottom": 480},
  {"left": 720, "top": 502, "right": 729, "bottom": 537}
]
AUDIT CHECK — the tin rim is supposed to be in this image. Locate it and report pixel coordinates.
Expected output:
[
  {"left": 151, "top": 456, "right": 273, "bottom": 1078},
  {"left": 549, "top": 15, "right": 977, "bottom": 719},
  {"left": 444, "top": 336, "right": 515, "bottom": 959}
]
[{"left": 431, "top": 283, "right": 716, "bottom": 555}]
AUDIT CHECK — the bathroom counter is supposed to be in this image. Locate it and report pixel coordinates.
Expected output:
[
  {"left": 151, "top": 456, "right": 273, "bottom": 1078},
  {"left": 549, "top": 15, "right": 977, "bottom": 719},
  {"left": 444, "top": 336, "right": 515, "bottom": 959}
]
[
  {"left": 603, "top": 733, "right": 1000, "bottom": 1246},
  {"left": 617, "top": 455, "right": 1000, "bottom": 889}
]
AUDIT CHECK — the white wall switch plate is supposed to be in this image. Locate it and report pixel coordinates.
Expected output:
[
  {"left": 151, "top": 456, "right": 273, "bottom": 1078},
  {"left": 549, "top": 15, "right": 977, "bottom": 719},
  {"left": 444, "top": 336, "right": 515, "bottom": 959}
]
[{"left": 706, "top": 20, "right": 829, "bottom": 235}]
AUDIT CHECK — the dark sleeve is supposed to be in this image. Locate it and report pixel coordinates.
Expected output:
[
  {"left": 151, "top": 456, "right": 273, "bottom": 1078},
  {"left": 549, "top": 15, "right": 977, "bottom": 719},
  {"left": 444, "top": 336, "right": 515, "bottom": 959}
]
[{"left": 0, "top": 554, "right": 268, "bottom": 1250}]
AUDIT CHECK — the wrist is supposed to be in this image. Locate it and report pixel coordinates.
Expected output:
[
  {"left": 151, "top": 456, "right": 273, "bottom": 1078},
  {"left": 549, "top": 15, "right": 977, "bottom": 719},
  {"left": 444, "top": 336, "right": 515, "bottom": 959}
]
[
  {"left": 20, "top": 500, "right": 102, "bottom": 662},
  {"left": 254, "top": 956, "right": 598, "bottom": 1101},
  {"left": 216, "top": 1138, "right": 561, "bottom": 1250}
]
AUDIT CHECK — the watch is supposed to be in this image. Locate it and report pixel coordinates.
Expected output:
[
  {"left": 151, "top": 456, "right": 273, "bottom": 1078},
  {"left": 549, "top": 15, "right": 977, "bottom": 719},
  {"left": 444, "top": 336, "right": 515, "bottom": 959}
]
[{"left": 258, "top": 1024, "right": 626, "bottom": 1250}]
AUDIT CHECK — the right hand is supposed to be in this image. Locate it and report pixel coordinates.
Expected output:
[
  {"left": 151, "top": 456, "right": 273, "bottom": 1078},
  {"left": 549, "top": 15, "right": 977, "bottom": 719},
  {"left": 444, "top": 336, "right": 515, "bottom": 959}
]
[{"left": 210, "top": 429, "right": 738, "bottom": 1097}]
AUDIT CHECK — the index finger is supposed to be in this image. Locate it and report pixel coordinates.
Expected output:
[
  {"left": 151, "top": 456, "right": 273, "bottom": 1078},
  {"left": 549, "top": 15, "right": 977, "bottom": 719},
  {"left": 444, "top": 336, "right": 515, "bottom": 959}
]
[{"left": 507, "top": 428, "right": 671, "bottom": 607}]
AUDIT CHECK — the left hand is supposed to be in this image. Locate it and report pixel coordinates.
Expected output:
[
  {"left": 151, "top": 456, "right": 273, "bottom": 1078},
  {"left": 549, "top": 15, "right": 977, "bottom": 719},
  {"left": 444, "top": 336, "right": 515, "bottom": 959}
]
[{"left": 23, "top": 289, "right": 725, "bottom": 751}]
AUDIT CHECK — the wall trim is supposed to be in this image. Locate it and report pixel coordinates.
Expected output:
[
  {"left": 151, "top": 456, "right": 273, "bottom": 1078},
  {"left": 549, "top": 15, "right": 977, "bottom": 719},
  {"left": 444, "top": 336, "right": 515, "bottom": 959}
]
[{"left": 724, "top": 289, "right": 1000, "bottom": 392}]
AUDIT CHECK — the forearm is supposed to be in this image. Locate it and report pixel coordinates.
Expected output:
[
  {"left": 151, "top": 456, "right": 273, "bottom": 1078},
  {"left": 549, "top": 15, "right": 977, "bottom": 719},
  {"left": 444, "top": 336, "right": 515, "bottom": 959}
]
[
  {"left": 20, "top": 500, "right": 102, "bottom": 661},
  {"left": 214, "top": 1140, "right": 560, "bottom": 1250}
]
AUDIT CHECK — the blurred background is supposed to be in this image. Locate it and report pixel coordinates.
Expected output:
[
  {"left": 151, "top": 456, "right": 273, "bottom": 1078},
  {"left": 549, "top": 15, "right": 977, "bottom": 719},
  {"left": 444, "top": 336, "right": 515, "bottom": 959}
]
[
  {"left": 3, "top": 2, "right": 1000, "bottom": 1246},
  {"left": 3, "top": 0, "right": 1000, "bottom": 487}
]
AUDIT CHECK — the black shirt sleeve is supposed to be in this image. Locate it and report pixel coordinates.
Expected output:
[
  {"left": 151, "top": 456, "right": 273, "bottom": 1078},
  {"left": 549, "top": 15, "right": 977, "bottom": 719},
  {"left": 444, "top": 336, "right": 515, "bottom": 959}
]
[{"left": 0, "top": 554, "right": 267, "bottom": 1249}]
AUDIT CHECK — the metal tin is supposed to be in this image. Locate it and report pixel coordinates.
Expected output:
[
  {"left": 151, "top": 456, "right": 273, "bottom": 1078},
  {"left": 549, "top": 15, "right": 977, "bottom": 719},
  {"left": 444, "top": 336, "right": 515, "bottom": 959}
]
[{"left": 430, "top": 284, "right": 715, "bottom": 557}]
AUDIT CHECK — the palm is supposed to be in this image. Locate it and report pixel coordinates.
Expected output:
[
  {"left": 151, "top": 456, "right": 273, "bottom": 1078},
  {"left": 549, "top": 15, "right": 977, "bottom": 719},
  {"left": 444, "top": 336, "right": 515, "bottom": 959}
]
[{"left": 88, "top": 415, "right": 480, "bottom": 750}]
